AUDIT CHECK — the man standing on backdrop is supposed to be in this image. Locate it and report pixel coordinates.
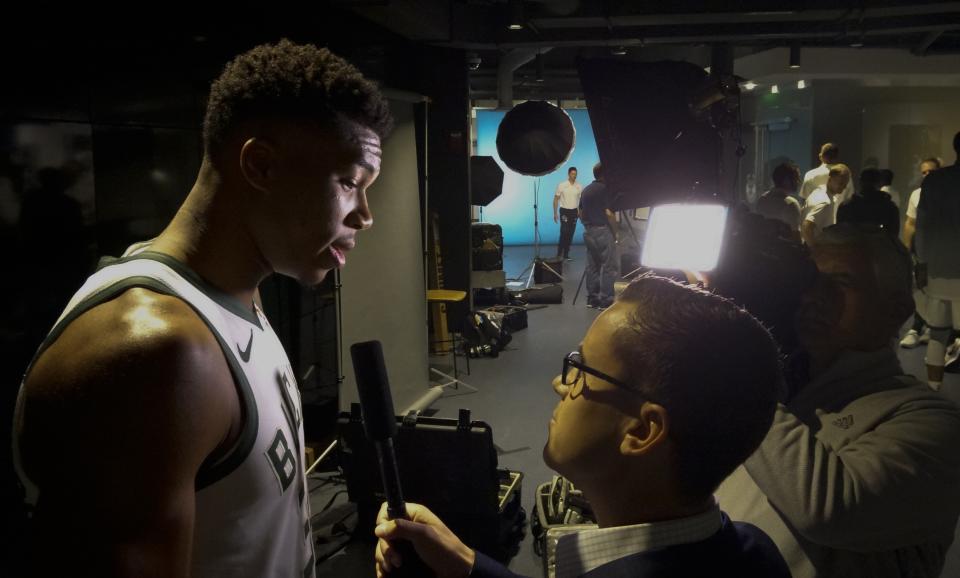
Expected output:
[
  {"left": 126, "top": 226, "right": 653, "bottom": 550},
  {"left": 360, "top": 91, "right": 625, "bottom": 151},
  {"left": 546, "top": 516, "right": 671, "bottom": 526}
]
[
  {"left": 13, "top": 40, "right": 393, "bottom": 578},
  {"left": 553, "top": 166, "right": 582, "bottom": 260}
]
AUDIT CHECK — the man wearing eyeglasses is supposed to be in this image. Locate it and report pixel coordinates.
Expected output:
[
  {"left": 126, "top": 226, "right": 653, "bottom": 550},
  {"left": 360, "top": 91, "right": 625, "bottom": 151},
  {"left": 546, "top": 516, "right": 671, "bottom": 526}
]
[{"left": 372, "top": 275, "right": 790, "bottom": 578}]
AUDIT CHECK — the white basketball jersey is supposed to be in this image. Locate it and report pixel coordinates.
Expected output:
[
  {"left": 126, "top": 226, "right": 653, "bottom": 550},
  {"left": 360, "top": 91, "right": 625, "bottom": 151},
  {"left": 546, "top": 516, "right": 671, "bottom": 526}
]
[{"left": 14, "top": 249, "right": 316, "bottom": 578}]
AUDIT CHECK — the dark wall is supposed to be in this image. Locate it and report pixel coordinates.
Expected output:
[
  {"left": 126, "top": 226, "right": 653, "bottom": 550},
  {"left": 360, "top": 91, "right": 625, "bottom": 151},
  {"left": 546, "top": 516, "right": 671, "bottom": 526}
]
[
  {"left": 812, "top": 80, "right": 864, "bottom": 179},
  {"left": 419, "top": 47, "right": 473, "bottom": 326}
]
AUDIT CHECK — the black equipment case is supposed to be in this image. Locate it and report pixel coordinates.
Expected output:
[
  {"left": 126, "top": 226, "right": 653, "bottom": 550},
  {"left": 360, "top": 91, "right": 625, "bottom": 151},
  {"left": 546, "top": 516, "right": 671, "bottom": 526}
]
[{"left": 337, "top": 406, "right": 524, "bottom": 562}]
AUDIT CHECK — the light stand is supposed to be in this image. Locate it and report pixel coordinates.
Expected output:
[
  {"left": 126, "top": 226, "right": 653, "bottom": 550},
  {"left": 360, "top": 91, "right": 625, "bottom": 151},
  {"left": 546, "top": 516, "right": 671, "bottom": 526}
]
[{"left": 514, "top": 177, "right": 564, "bottom": 288}]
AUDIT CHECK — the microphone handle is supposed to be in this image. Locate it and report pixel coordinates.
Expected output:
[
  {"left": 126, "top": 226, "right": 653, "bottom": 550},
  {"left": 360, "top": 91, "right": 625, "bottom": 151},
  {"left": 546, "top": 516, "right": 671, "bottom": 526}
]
[
  {"left": 374, "top": 439, "right": 435, "bottom": 577},
  {"left": 373, "top": 439, "right": 407, "bottom": 519}
]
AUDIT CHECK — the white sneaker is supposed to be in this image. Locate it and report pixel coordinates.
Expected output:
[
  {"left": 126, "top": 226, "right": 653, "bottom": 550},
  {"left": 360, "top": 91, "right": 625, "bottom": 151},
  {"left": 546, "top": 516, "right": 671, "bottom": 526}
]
[
  {"left": 946, "top": 338, "right": 960, "bottom": 368},
  {"left": 900, "top": 329, "right": 921, "bottom": 348},
  {"left": 919, "top": 328, "right": 931, "bottom": 344}
]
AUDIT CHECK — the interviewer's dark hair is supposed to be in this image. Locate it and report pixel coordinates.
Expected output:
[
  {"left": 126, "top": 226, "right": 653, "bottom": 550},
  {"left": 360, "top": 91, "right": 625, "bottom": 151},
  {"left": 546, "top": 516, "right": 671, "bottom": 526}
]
[
  {"left": 593, "top": 162, "right": 602, "bottom": 180},
  {"left": 615, "top": 275, "right": 781, "bottom": 499},
  {"left": 203, "top": 39, "right": 393, "bottom": 156}
]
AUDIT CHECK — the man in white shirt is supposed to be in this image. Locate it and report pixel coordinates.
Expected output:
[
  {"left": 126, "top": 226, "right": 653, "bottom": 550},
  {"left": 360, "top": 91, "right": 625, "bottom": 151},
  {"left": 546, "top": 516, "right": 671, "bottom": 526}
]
[
  {"left": 372, "top": 276, "right": 790, "bottom": 578},
  {"left": 800, "top": 142, "right": 855, "bottom": 205},
  {"left": 801, "top": 164, "right": 850, "bottom": 246},
  {"left": 900, "top": 157, "right": 941, "bottom": 348},
  {"left": 756, "top": 162, "right": 802, "bottom": 235},
  {"left": 553, "top": 166, "right": 583, "bottom": 260}
]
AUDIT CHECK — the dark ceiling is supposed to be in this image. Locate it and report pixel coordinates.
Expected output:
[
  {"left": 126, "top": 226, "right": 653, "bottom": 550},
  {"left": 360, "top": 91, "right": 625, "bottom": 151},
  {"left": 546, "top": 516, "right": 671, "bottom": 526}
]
[
  {"left": 4, "top": 1, "right": 960, "bottom": 112},
  {"left": 343, "top": 0, "right": 960, "bottom": 100}
]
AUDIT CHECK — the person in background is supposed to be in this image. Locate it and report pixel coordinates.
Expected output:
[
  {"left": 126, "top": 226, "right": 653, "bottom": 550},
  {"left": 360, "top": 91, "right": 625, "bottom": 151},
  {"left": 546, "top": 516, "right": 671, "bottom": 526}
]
[
  {"left": 916, "top": 131, "right": 960, "bottom": 390},
  {"left": 899, "top": 157, "right": 941, "bottom": 349},
  {"left": 800, "top": 142, "right": 854, "bottom": 205},
  {"left": 801, "top": 164, "right": 850, "bottom": 247},
  {"left": 553, "top": 166, "right": 583, "bottom": 261},
  {"left": 837, "top": 167, "right": 900, "bottom": 237},
  {"left": 579, "top": 163, "right": 619, "bottom": 309},
  {"left": 717, "top": 223, "right": 960, "bottom": 578},
  {"left": 756, "top": 162, "right": 802, "bottom": 236}
]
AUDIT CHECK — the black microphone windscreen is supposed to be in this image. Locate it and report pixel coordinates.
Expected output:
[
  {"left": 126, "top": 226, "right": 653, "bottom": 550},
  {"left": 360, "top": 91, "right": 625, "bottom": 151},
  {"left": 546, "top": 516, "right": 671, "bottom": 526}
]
[{"left": 351, "top": 340, "right": 398, "bottom": 441}]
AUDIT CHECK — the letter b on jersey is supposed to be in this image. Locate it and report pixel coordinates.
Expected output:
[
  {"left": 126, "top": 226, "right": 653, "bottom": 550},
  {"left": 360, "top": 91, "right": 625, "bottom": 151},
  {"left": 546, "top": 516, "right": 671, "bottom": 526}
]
[{"left": 267, "top": 429, "right": 297, "bottom": 492}]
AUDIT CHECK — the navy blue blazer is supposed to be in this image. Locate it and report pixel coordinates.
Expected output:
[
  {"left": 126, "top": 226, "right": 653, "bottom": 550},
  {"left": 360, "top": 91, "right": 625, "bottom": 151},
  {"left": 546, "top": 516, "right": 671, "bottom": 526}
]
[{"left": 471, "top": 513, "right": 790, "bottom": 578}]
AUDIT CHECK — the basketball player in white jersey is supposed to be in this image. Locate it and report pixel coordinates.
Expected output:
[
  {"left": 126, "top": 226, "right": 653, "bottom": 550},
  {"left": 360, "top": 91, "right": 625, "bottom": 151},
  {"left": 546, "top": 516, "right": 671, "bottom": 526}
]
[{"left": 12, "top": 40, "right": 392, "bottom": 577}]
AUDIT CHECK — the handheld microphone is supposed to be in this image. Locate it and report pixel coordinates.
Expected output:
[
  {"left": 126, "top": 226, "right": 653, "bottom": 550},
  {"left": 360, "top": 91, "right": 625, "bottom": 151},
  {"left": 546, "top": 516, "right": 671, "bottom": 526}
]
[{"left": 351, "top": 340, "right": 433, "bottom": 576}]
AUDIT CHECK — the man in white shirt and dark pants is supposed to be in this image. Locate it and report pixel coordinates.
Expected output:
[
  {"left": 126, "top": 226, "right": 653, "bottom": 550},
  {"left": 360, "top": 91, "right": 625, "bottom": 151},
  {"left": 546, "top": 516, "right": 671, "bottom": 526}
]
[{"left": 553, "top": 166, "right": 582, "bottom": 260}]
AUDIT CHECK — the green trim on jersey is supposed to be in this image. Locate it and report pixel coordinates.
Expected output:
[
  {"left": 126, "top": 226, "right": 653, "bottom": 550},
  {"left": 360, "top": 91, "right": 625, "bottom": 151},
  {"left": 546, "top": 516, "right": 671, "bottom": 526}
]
[
  {"left": 97, "top": 251, "right": 263, "bottom": 329},
  {"left": 26, "top": 276, "right": 260, "bottom": 492}
]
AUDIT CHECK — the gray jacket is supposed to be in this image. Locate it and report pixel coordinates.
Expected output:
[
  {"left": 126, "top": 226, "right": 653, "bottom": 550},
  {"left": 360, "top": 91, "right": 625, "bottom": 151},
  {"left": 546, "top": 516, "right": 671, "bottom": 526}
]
[{"left": 716, "top": 347, "right": 960, "bottom": 578}]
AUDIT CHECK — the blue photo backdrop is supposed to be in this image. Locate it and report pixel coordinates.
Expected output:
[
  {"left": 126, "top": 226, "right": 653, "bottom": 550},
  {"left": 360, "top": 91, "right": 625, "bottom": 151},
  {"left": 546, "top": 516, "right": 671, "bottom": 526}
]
[{"left": 476, "top": 108, "right": 600, "bottom": 246}]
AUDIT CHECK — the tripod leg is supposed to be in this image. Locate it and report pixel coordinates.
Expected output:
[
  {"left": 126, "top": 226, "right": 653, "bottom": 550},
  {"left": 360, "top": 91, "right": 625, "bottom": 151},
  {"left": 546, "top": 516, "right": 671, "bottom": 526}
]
[
  {"left": 573, "top": 266, "right": 587, "bottom": 305},
  {"left": 541, "top": 263, "right": 565, "bottom": 281},
  {"left": 525, "top": 260, "right": 537, "bottom": 289}
]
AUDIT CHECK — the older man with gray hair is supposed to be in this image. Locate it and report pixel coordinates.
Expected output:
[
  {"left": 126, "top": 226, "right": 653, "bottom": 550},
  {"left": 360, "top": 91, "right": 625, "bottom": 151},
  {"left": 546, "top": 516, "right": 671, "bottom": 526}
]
[{"left": 716, "top": 223, "right": 960, "bottom": 578}]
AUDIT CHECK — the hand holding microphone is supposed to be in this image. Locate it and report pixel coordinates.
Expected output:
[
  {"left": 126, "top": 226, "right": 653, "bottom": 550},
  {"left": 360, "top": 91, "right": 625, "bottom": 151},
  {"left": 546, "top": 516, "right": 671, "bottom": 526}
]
[{"left": 353, "top": 341, "right": 473, "bottom": 578}]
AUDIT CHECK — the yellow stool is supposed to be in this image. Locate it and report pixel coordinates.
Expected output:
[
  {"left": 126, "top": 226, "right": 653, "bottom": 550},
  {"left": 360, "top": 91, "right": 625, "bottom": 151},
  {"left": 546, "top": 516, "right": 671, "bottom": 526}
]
[{"left": 427, "top": 289, "right": 469, "bottom": 378}]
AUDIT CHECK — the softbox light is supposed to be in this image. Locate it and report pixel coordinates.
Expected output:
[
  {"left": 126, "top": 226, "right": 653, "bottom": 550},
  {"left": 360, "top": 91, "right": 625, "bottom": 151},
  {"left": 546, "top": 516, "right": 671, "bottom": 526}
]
[
  {"left": 470, "top": 155, "right": 505, "bottom": 206},
  {"left": 495, "top": 100, "right": 575, "bottom": 176},
  {"left": 578, "top": 59, "right": 722, "bottom": 210}
]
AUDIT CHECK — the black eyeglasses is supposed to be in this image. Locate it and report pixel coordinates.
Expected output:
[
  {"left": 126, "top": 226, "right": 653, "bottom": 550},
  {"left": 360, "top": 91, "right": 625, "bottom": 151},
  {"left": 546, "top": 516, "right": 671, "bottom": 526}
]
[{"left": 562, "top": 350, "right": 634, "bottom": 392}]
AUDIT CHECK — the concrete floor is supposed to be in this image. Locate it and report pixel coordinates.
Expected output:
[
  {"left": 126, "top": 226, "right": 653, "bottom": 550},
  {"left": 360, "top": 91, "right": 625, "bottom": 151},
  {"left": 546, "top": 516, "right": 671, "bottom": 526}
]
[{"left": 315, "top": 243, "right": 960, "bottom": 577}]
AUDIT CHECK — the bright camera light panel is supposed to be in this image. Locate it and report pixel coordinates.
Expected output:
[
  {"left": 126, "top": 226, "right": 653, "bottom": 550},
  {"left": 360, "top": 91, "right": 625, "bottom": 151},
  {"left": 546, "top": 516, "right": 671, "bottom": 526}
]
[{"left": 641, "top": 204, "right": 728, "bottom": 272}]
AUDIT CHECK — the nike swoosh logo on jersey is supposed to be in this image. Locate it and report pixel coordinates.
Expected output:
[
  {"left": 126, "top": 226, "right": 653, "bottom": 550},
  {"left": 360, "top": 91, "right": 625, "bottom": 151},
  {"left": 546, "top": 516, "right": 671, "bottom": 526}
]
[{"left": 237, "top": 329, "right": 253, "bottom": 363}]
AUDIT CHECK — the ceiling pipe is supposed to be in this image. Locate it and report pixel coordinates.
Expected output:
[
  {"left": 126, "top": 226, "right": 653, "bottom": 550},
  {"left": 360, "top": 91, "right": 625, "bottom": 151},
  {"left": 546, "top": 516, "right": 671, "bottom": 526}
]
[{"left": 497, "top": 47, "right": 553, "bottom": 108}]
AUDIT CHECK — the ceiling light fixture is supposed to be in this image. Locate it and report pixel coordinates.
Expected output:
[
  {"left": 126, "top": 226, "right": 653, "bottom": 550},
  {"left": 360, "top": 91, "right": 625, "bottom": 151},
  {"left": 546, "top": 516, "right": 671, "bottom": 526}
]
[
  {"left": 789, "top": 43, "right": 801, "bottom": 69},
  {"left": 797, "top": 79, "right": 806, "bottom": 90},
  {"left": 743, "top": 81, "right": 757, "bottom": 91},
  {"left": 508, "top": 0, "right": 524, "bottom": 30},
  {"left": 771, "top": 84, "right": 779, "bottom": 94}
]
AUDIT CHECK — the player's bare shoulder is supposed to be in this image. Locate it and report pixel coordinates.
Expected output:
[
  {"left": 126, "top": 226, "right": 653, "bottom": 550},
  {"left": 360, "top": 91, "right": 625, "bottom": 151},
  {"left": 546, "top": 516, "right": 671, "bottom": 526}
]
[
  {"left": 26, "top": 287, "right": 230, "bottom": 394},
  {"left": 18, "top": 287, "right": 239, "bottom": 482}
]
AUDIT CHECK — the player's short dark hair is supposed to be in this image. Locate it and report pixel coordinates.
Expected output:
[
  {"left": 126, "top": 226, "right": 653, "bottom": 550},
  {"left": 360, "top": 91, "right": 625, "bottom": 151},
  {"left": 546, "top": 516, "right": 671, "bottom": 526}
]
[
  {"left": 568, "top": 166, "right": 577, "bottom": 173},
  {"left": 203, "top": 39, "right": 393, "bottom": 155},
  {"left": 593, "top": 162, "right": 602, "bottom": 179}
]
